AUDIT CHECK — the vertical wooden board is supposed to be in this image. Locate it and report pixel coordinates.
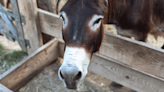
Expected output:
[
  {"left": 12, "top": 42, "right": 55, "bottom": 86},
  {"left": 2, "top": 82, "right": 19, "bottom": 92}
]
[
  {"left": 0, "top": 38, "right": 59, "bottom": 91},
  {"left": 38, "top": 9, "right": 63, "bottom": 39},
  {"left": 49, "top": 0, "right": 57, "bottom": 13},
  {"left": 17, "top": 0, "right": 42, "bottom": 54},
  {"left": 56, "top": 0, "right": 68, "bottom": 14},
  {"left": 0, "top": 18, "right": 14, "bottom": 41},
  {"left": 37, "top": 0, "right": 55, "bottom": 13},
  {"left": 10, "top": 0, "right": 26, "bottom": 51},
  {"left": 89, "top": 54, "right": 164, "bottom": 92},
  {"left": 0, "top": 4, "right": 17, "bottom": 38},
  {"left": 99, "top": 32, "right": 164, "bottom": 79},
  {"left": 32, "top": 0, "right": 43, "bottom": 46}
]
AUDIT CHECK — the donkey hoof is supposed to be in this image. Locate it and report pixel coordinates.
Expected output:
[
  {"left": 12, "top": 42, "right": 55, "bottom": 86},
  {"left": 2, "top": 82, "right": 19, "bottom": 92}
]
[
  {"left": 110, "top": 82, "right": 123, "bottom": 88},
  {"left": 132, "top": 90, "right": 137, "bottom": 92}
]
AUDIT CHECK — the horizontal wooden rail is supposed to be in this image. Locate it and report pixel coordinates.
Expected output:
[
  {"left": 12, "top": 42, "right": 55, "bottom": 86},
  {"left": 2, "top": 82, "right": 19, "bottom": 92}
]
[
  {"left": 38, "top": 9, "right": 63, "bottom": 39},
  {"left": 58, "top": 40, "right": 164, "bottom": 92},
  {"left": 0, "top": 38, "right": 59, "bottom": 91},
  {"left": 100, "top": 32, "right": 164, "bottom": 79}
]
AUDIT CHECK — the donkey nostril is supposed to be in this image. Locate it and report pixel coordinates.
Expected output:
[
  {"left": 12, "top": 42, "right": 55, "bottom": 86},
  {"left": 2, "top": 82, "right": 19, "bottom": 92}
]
[
  {"left": 74, "top": 71, "right": 82, "bottom": 80},
  {"left": 60, "top": 71, "right": 65, "bottom": 80}
]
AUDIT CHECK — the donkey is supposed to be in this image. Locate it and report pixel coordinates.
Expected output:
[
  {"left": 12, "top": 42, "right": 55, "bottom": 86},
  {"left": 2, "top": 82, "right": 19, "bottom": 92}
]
[{"left": 57, "top": 0, "right": 164, "bottom": 89}]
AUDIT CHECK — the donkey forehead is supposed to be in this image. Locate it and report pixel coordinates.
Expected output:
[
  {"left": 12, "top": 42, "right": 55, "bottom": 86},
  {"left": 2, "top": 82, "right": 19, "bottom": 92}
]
[
  {"left": 61, "top": 9, "right": 103, "bottom": 19},
  {"left": 61, "top": 0, "right": 104, "bottom": 16}
]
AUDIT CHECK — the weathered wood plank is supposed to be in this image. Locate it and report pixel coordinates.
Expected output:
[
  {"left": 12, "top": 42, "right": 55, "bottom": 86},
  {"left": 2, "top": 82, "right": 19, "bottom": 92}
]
[
  {"left": 17, "top": 0, "right": 42, "bottom": 54},
  {"left": 49, "top": 0, "right": 57, "bottom": 13},
  {"left": 10, "top": 0, "right": 26, "bottom": 52},
  {"left": 89, "top": 54, "right": 164, "bottom": 92},
  {"left": 99, "top": 32, "right": 164, "bottom": 79},
  {"left": 0, "top": 83, "right": 13, "bottom": 92},
  {"left": 38, "top": 9, "right": 63, "bottom": 39},
  {"left": 0, "top": 38, "right": 59, "bottom": 91},
  {"left": 0, "top": 17, "right": 14, "bottom": 41},
  {"left": 32, "top": 0, "right": 43, "bottom": 46},
  {"left": 0, "top": 4, "right": 17, "bottom": 39},
  {"left": 58, "top": 40, "right": 164, "bottom": 92},
  {"left": 37, "top": 0, "right": 56, "bottom": 13}
]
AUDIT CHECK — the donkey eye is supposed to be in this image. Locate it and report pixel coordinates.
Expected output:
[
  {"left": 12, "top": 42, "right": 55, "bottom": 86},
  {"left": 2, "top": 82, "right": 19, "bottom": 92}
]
[
  {"left": 93, "top": 18, "right": 102, "bottom": 25},
  {"left": 89, "top": 15, "right": 104, "bottom": 31}
]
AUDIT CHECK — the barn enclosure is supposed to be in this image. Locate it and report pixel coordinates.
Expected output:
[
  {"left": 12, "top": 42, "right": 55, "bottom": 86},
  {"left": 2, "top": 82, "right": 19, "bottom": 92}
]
[{"left": 0, "top": 0, "right": 164, "bottom": 92}]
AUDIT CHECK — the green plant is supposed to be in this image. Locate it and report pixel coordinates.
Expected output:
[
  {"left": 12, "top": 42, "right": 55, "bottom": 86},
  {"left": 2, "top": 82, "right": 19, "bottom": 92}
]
[
  {"left": 0, "top": 50, "right": 27, "bottom": 67},
  {"left": 0, "top": 43, "right": 5, "bottom": 56}
]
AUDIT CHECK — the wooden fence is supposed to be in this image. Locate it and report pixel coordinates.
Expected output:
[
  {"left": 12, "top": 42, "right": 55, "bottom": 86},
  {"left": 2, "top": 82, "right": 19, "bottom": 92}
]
[{"left": 0, "top": 0, "right": 164, "bottom": 92}]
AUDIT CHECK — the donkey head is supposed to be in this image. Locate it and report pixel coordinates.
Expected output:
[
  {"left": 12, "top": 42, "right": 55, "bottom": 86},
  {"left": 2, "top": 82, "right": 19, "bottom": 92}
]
[{"left": 58, "top": 0, "right": 108, "bottom": 89}]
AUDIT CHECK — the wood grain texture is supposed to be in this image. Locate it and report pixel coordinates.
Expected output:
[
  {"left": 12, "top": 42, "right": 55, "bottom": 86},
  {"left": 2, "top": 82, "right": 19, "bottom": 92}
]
[
  {"left": 58, "top": 38, "right": 164, "bottom": 92},
  {"left": 10, "top": 0, "right": 26, "bottom": 51},
  {"left": 0, "top": 38, "right": 59, "bottom": 91},
  {"left": 32, "top": 0, "right": 43, "bottom": 46},
  {"left": 49, "top": 0, "right": 57, "bottom": 13},
  {"left": 89, "top": 54, "right": 164, "bottom": 92},
  {"left": 37, "top": 0, "right": 56, "bottom": 13},
  {"left": 17, "top": 0, "right": 42, "bottom": 54},
  {"left": 0, "top": 4, "right": 17, "bottom": 39},
  {"left": 0, "top": 83, "right": 13, "bottom": 92},
  {"left": 38, "top": 9, "right": 63, "bottom": 39},
  {"left": 0, "top": 18, "right": 14, "bottom": 41},
  {"left": 99, "top": 32, "right": 164, "bottom": 79}
]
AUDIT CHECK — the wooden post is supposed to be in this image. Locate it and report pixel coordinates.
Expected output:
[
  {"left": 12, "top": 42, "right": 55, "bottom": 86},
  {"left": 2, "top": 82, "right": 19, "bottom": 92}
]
[
  {"left": 10, "top": 0, "right": 26, "bottom": 52},
  {"left": 17, "top": 0, "right": 43, "bottom": 54},
  {"left": 49, "top": 0, "right": 57, "bottom": 13},
  {"left": 32, "top": 0, "right": 43, "bottom": 46}
]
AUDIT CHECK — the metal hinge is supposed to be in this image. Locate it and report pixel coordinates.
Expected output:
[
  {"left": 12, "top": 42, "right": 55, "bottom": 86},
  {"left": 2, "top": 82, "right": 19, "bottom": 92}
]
[
  {"left": 0, "top": 8, "right": 25, "bottom": 25},
  {"left": 1, "top": 30, "right": 31, "bottom": 48}
]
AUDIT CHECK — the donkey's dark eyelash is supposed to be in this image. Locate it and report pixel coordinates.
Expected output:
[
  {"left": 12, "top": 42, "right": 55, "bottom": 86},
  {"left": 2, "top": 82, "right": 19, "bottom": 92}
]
[
  {"left": 93, "top": 18, "right": 102, "bottom": 25},
  {"left": 60, "top": 15, "right": 65, "bottom": 21}
]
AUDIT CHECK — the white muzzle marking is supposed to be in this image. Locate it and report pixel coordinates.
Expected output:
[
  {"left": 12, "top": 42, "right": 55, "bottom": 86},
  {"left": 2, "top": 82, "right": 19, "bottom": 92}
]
[{"left": 58, "top": 46, "right": 90, "bottom": 87}]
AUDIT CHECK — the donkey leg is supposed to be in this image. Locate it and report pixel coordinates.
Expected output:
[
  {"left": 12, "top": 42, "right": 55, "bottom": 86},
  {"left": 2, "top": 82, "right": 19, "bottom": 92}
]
[{"left": 110, "top": 82, "right": 123, "bottom": 88}]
